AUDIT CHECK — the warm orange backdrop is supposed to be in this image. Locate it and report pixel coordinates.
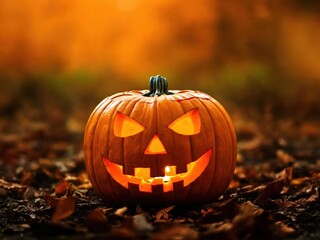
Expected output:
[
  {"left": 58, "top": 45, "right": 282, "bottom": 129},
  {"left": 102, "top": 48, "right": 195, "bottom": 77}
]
[{"left": 0, "top": 0, "right": 319, "bottom": 121}]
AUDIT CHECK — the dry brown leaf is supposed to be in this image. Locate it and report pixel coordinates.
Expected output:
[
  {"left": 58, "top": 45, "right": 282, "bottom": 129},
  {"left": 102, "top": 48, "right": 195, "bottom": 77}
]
[
  {"left": 232, "top": 202, "right": 264, "bottom": 235},
  {"left": 228, "top": 179, "right": 240, "bottom": 189},
  {"left": 253, "top": 179, "right": 284, "bottom": 209},
  {"left": 77, "top": 182, "right": 92, "bottom": 189},
  {"left": 152, "top": 225, "right": 198, "bottom": 240},
  {"left": 55, "top": 181, "right": 70, "bottom": 198},
  {"left": 276, "top": 150, "right": 295, "bottom": 164},
  {"left": 43, "top": 194, "right": 59, "bottom": 207},
  {"left": 108, "top": 227, "right": 138, "bottom": 240},
  {"left": 155, "top": 205, "right": 174, "bottom": 221},
  {"left": 275, "top": 221, "right": 296, "bottom": 236},
  {"left": 0, "top": 178, "right": 27, "bottom": 190},
  {"left": 291, "top": 177, "right": 310, "bottom": 186},
  {"left": 264, "top": 179, "right": 284, "bottom": 198},
  {"left": 20, "top": 172, "right": 34, "bottom": 186},
  {"left": 201, "top": 222, "right": 234, "bottom": 239},
  {"left": 306, "top": 193, "right": 319, "bottom": 203},
  {"left": 85, "top": 208, "right": 109, "bottom": 232},
  {"left": 277, "top": 167, "right": 293, "bottom": 185},
  {"left": 51, "top": 196, "right": 76, "bottom": 223},
  {"left": 253, "top": 194, "right": 280, "bottom": 209},
  {"left": 67, "top": 183, "right": 78, "bottom": 196},
  {"left": 114, "top": 206, "right": 128, "bottom": 216}
]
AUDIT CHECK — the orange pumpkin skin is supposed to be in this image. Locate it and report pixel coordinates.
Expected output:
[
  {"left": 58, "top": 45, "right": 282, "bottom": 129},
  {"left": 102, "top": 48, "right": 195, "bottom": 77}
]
[{"left": 83, "top": 76, "right": 237, "bottom": 206}]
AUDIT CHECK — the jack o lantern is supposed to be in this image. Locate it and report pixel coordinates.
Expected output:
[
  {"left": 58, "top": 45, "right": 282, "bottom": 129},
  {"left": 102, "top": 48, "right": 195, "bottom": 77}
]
[{"left": 83, "top": 75, "right": 237, "bottom": 206}]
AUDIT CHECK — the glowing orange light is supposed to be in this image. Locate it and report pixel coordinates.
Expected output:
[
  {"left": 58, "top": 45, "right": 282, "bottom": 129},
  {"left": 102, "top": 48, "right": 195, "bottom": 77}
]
[
  {"left": 114, "top": 112, "right": 145, "bottom": 137},
  {"left": 115, "top": 0, "right": 137, "bottom": 12},
  {"left": 168, "top": 109, "right": 201, "bottom": 135},
  {"left": 164, "top": 166, "right": 176, "bottom": 176},
  {"left": 102, "top": 149, "right": 212, "bottom": 193},
  {"left": 144, "top": 134, "right": 167, "bottom": 155}
]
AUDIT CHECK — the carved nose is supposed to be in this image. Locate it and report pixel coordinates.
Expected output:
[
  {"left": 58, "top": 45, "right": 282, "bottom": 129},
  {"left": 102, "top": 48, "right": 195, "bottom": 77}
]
[{"left": 144, "top": 134, "right": 167, "bottom": 155}]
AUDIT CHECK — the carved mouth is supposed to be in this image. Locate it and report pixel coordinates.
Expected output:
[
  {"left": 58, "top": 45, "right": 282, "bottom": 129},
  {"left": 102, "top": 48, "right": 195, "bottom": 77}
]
[{"left": 102, "top": 149, "right": 212, "bottom": 193}]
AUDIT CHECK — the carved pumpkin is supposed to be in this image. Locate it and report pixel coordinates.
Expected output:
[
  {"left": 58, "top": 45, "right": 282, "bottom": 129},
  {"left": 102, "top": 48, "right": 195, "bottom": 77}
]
[{"left": 83, "top": 75, "right": 237, "bottom": 206}]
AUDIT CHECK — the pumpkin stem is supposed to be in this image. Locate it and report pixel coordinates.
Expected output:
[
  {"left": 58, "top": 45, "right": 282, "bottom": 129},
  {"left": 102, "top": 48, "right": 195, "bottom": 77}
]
[{"left": 143, "top": 75, "right": 173, "bottom": 97}]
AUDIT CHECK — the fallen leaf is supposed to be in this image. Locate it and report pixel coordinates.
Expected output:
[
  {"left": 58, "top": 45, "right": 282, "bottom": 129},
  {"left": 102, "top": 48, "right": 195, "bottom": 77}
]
[
  {"left": 253, "top": 179, "right": 284, "bottom": 209},
  {"left": 276, "top": 150, "right": 295, "bottom": 164},
  {"left": 232, "top": 202, "right": 264, "bottom": 238},
  {"left": 277, "top": 167, "right": 293, "bottom": 185},
  {"left": 200, "top": 222, "right": 234, "bottom": 239},
  {"left": 20, "top": 172, "right": 34, "bottom": 186},
  {"left": 108, "top": 227, "right": 138, "bottom": 240},
  {"left": 228, "top": 179, "right": 240, "bottom": 189},
  {"left": 253, "top": 194, "right": 280, "bottom": 209},
  {"left": 43, "top": 194, "right": 59, "bottom": 207},
  {"left": 274, "top": 221, "right": 296, "bottom": 237},
  {"left": 306, "top": 193, "right": 318, "bottom": 203},
  {"left": 55, "top": 181, "right": 70, "bottom": 198},
  {"left": 264, "top": 179, "right": 284, "bottom": 197},
  {"left": 77, "top": 182, "right": 92, "bottom": 190},
  {"left": 114, "top": 206, "right": 128, "bottom": 216},
  {"left": 152, "top": 225, "right": 198, "bottom": 240},
  {"left": 155, "top": 206, "right": 174, "bottom": 221},
  {"left": 51, "top": 196, "right": 76, "bottom": 223},
  {"left": 291, "top": 177, "right": 310, "bottom": 186},
  {"left": 85, "top": 208, "right": 109, "bottom": 232},
  {"left": 0, "top": 179, "right": 27, "bottom": 190}
]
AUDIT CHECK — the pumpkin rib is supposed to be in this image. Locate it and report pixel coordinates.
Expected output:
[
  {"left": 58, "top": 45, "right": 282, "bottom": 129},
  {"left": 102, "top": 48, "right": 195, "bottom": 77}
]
[
  {"left": 169, "top": 99, "right": 193, "bottom": 203},
  {"left": 103, "top": 100, "right": 126, "bottom": 202},
  {"left": 199, "top": 99, "right": 231, "bottom": 199},
  {"left": 210, "top": 99, "right": 237, "bottom": 192},
  {"left": 94, "top": 101, "right": 123, "bottom": 202},
  {"left": 126, "top": 96, "right": 152, "bottom": 201},
  {"left": 179, "top": 99, "right": 203, "bottom": 203},
  {"left": 106, "top": 97, "right": 142, "bottom": 202},
  {"left": 205, "top": 99, "right": 236, "bottom": 197},
  {"left": 95, "top": 98, "right": 138, "bottom": 203},
  {"left": 86, "top": 98, "right": 115, "bottom": 202},
  {"left": 191, "top": 98, "right": 218, "bottom": 202},
  {"left": 84, "top": 97, "right": 110, "bottom": 187}
]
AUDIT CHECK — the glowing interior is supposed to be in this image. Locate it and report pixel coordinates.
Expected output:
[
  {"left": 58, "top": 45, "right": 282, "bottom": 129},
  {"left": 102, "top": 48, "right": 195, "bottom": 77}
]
[
  {"left": 168, "top": 109, "right": 201, "bottom": 135},
  {"left": 144, "top": 134, "right": 167, "bottom": 155},
  {"left": 114, "top": 112, "right": 145, "bottom": 137},
  {"left": 102, "top": 149, "right": 212, "bottom": 193}
]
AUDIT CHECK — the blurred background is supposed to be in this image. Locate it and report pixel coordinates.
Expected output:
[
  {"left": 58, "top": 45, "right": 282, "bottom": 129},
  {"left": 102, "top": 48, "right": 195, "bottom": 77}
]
[{"left": 0, "top": 0, "right": 320, "bottom": 138}]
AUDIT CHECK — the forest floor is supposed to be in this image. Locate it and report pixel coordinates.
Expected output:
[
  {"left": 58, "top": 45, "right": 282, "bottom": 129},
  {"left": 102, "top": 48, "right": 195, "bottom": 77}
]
[{"left": 0, "top": 113, "right": 319, "bottom": 240}]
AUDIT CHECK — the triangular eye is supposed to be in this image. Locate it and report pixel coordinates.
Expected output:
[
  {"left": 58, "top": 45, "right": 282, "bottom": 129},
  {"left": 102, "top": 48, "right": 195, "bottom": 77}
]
[
  {"left": 168, "top": 109, "right": 201, "bottom": 135},
  {"left": 114, "top": 112, "right": 145, "bottom": 137}
]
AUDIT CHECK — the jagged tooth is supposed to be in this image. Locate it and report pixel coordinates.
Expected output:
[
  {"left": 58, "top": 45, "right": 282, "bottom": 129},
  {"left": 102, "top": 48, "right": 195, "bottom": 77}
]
[
  {"left": 129, "top": 176, "right": 142, "bottom": 185},
  {"left": 139, "top": 182, "right": 152, "bottom": 192},
  {"left": 164, "top": 166, "right": 177, "bottom": 176},
  {"left": 151, "top": 178, "right": 163, "bottom": 185},
  {"left": 163, "top": 182, "right": 174, "bottom": 192},
  {"left": 134, "top": 167, "right": 150, "bottom": 180}
]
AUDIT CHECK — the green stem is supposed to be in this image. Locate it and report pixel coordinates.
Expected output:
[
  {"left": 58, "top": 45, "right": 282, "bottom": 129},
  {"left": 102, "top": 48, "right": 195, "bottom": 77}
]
[{"left": 143, "top": 75, "right": 173, "bottom": 97}]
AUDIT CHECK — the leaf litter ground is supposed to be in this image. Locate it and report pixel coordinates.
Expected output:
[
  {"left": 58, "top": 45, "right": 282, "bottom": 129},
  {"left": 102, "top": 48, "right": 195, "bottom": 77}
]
[{"left": 0, "top": 116, "right": 319, "bottom": 239}]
